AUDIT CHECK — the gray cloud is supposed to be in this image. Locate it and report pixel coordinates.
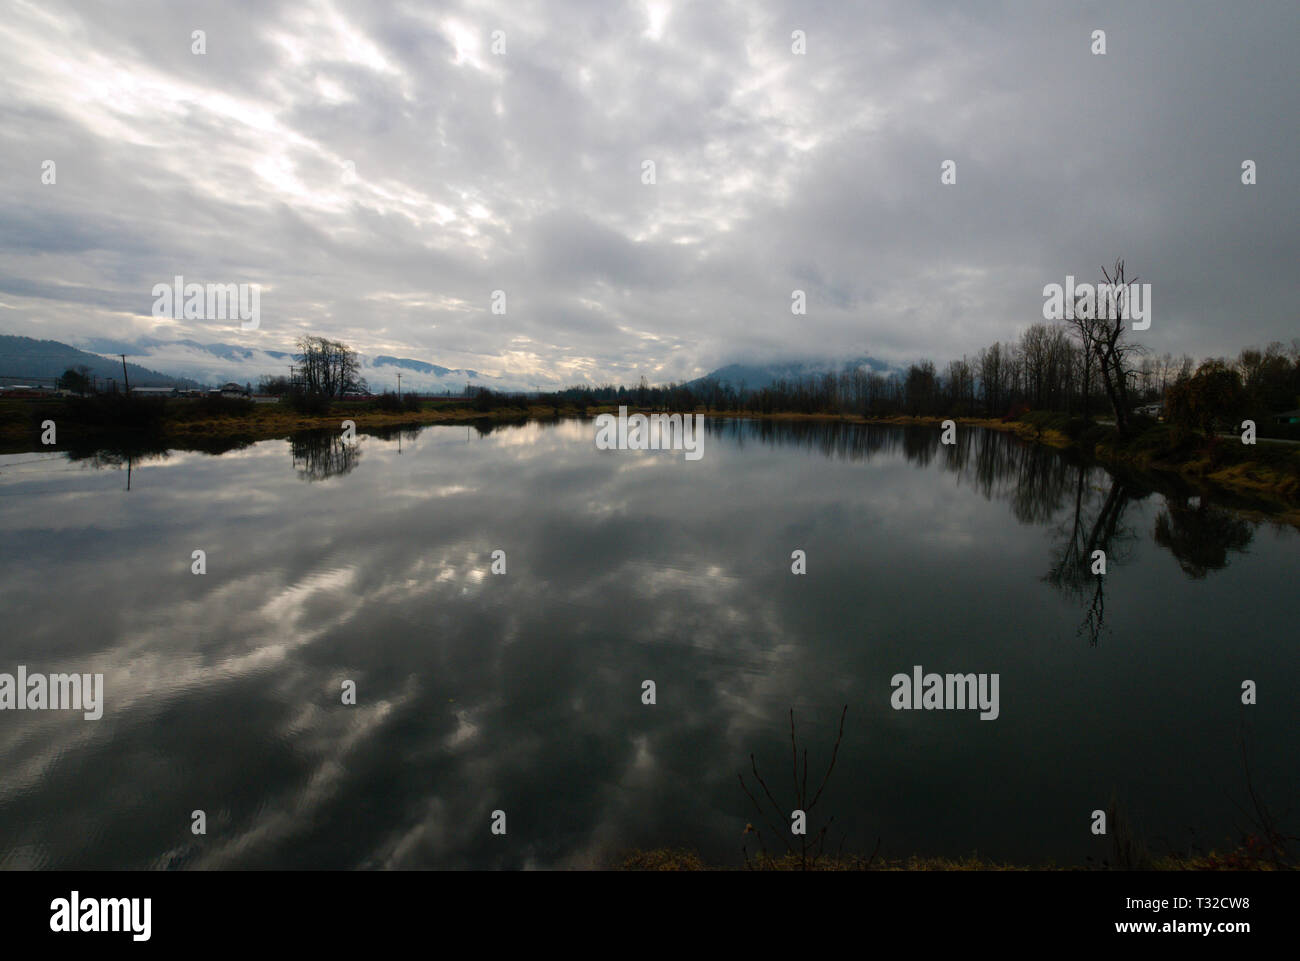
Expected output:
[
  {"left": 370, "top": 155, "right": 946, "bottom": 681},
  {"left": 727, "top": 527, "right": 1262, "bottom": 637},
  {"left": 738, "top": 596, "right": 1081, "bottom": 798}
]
[{"left": 0, "top": 0, "right": 1295, "bottom": 384}]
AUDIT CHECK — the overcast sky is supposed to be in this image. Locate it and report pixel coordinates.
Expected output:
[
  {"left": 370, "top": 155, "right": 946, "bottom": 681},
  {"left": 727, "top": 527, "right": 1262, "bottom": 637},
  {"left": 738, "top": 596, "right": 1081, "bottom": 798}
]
[{"left": 1, "top": 0, "right": 1296, "bottom": 386}]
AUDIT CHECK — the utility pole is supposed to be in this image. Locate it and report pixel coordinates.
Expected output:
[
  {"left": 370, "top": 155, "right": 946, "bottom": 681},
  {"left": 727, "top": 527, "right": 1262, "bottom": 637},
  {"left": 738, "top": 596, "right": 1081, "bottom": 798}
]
[
  {"left": 396, "top": 372, "right": 401, "bottom": 398},
  {"left": 119, "top": 355, "right": 130, "bottom": 392}
]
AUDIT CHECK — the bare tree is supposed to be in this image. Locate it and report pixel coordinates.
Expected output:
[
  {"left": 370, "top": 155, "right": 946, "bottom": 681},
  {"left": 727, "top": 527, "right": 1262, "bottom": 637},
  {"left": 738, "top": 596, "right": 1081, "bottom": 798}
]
[
  {"left": 978, "top": 342, "right": 1007, "bottom": 416},
  {"left": 738, "top": 705, "right": 865, "bottom": 870},
  {"left": 1066, "top": 290, "right": 1104, "bottom": 421},
  {"left": 1088, "top": 259, "right": 1146, "bottom": 436}
]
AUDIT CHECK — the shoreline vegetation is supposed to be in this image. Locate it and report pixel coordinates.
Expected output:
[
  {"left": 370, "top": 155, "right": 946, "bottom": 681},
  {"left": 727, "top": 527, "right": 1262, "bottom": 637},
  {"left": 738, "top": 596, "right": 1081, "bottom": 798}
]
[
  {"left": 615, "top": 847, "right": 1289, "bottom": 871},
  {"left": 4, "top": 396, "right": 1299, "bottom": 520}
]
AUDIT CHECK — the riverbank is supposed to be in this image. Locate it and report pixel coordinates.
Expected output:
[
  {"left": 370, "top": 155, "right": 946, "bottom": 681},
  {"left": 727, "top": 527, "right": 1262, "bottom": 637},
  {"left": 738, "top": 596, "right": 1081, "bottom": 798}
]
[
  {"left": 1008, "top": 410, "right": 1300, "bottom": 505},
  {"left": 620, "top": 849, "right": 1040, "bottom": 870},
  {"left": 617, "top": 846, "right": 1287, "bottom": 871}
]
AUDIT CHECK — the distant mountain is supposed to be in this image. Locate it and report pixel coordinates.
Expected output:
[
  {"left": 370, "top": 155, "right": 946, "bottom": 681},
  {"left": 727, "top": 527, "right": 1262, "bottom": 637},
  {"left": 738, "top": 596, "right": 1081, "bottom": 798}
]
[
  {"left": 0, "top": 335, "right": 199, "bottom": 388},
  {"left": 687, "top": 356, "right": 895, "bottom": 392},
  {"left": 77, "top": 335, "right": 294, "bottom": 365},
  {"left": 2, "top": 334, "right": 509, "bottom": 392},
  {"left": 372, "top": 356, "right": 480, "bottom": 379},
  {"left": 4, "top": 334, "right": 897, "bottom": 396}
]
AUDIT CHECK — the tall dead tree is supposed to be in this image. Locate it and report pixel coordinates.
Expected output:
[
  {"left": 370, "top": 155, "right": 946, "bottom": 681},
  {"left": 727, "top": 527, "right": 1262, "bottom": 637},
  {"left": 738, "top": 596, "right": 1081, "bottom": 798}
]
[
  {"left": 1088, "top": 259, "right": 1145, "bottom": 436},
  {"left": 1066, "top": 300, "right": 1099, "bottom": 421}
]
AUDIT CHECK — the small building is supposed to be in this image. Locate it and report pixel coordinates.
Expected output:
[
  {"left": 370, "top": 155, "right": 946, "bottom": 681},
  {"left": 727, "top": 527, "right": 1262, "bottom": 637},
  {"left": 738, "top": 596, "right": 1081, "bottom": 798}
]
[
  {"left": 215, "top": 382, "right": 251, "bottom": 398},
  {"left": 1273, "top": 409, "right": 1300, "bottom": 425},
  {"left": 130, "top": 386, "right": 177, "bottom": 398}
]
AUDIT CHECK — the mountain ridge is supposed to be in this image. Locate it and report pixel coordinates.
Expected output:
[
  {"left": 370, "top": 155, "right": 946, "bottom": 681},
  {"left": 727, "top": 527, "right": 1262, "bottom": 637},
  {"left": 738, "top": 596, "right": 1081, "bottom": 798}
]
[
  {"left": 1, "top": 334, "right": 493, "bottom": 392},
  {"left": 3, "top": 334, "right": 898, "bottom": 395},
  {"left": 0, "top": 335, "right": 200, "bottom": 388}
]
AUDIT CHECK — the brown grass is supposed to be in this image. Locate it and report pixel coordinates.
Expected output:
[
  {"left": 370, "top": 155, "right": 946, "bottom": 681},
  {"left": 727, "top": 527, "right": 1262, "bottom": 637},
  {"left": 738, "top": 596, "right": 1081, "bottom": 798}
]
[{"left": 616, "top": 846, "right": 1289, "bottom": 871}]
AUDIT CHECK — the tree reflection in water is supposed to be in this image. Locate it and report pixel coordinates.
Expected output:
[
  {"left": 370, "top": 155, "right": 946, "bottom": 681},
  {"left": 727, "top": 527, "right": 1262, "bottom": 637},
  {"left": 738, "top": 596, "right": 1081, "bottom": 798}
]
[
  {"left": 290, "top": 429, "right": 362, "bottom": 482},
  {"left": 712, "top": 418, "right": 1264, "bottom": 646},
  {"left": 1154, "top": 494, "right": 1254, "bottom": 579}
]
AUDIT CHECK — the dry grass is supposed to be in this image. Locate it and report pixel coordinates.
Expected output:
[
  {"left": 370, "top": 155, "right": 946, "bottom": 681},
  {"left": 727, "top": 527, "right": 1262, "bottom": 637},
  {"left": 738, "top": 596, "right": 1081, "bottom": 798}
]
[
  {"left": 617, "top": 847, "right": 1290, "bottom": 871},
  {"left": 1206, "top": 461, "right": 1300, "bottom": 497},
  {"left": 618, "top": 849, "right": 1058, "bottom": 871}
]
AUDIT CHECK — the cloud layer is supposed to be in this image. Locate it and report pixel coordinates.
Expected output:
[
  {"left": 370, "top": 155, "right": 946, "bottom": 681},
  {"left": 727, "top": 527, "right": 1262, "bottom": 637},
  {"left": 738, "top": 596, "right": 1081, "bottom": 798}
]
[{"left": 1, "top": 0, "right": 1296, "bottom": 385}]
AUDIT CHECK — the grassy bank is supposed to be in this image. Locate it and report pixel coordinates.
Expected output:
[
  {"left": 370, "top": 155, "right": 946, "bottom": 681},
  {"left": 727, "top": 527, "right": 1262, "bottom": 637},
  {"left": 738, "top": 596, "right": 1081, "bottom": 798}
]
[
  {"left": 1011, "top": 410, "right": 1300, "bottom": 500},
  {"left": 618, "top": 846, "right": 1292, "bottom": 871},
  {"left": 619, "top": 849, "right": 1037, "bottom": 870}
]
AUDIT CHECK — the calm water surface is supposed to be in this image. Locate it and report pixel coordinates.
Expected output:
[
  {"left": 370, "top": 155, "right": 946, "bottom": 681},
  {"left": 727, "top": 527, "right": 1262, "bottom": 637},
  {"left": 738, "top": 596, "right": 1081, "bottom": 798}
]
[{"left": 0, "top": 419, "right": 1295, "bottom": 868}]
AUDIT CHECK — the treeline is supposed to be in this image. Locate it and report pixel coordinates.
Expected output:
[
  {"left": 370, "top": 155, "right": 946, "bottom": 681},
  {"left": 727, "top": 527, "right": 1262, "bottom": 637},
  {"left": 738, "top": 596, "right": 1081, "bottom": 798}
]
[
  {"left": 255, "top": 319, "right": 1300, "bottom": 444},
  {"left": 571, "top": 261, "right": 1299, "bottom": 440},
  {"left": 730, "top": 332, "right": 1300, "bottom": 428},
  {"left": 508, "top": 326, "right": 1300, "bottom": 441}
]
